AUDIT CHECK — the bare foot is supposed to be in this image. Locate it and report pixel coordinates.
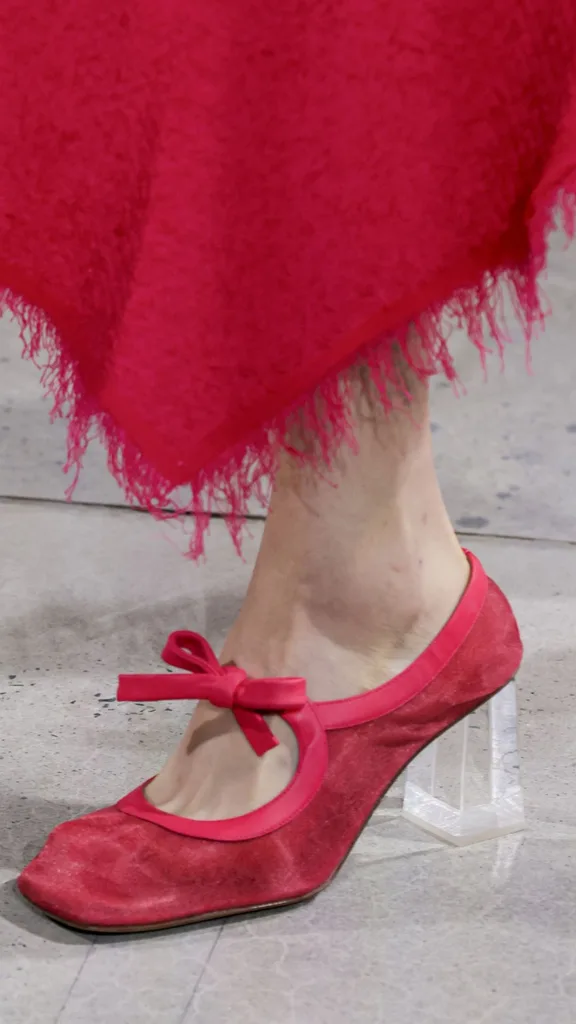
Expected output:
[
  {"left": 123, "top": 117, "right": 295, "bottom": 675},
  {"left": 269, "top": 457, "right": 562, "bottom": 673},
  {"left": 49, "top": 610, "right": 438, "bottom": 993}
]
[{"left": 146, "top": 375, "right": 469, "bottom": 821}]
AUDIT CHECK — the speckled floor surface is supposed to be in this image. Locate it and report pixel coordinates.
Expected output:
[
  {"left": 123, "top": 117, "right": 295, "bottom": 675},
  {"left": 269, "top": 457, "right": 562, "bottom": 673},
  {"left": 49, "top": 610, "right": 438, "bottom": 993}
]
[{"left": 0, "top": 237, "right": 576, "bottom": 1023}]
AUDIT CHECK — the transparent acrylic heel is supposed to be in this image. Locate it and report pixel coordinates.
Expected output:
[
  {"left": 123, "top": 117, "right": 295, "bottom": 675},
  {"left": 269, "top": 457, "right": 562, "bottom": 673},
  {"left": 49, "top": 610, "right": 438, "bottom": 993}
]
[{"left": 402, "top": 681, "right": 525, "bottom": 846}]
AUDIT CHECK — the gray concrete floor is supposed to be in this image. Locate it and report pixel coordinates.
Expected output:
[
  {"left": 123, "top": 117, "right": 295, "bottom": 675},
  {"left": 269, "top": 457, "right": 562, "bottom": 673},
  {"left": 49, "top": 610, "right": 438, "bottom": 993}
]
[{"left": 1, "top": 237, "right": 576, "bottom": 1022}]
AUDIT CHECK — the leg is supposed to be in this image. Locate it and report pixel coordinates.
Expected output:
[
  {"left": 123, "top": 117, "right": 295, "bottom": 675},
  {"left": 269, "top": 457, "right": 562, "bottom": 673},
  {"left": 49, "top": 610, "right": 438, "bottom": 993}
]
[
  {"left": 19, "top": 362, "right": 522, "bottom": 931},
  {"left": 147, "top": 367, "right": 470, "bottom": 820}
]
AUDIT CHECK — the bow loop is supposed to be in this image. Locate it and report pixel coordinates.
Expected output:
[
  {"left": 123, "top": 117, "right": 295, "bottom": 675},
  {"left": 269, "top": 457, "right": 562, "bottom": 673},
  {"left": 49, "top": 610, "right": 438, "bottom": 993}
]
[
  {"left": 117, "top": 631, "right": 307, "bottom": 758},
  {"left": 162, "top": 630, "right": 223, "bottom": 677}
]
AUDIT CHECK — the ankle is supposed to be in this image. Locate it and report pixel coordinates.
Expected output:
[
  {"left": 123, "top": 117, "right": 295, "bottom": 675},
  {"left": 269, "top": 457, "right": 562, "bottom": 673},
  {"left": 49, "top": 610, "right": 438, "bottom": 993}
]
[
  {"left": 222, "top": 530, "right": 469, "bottom": 699},
  {"left": 223, "top": 380, "right": 469, "bottom": 697},
  {"left": 299, "top": 518, "right": 467, "bottom": 638}
]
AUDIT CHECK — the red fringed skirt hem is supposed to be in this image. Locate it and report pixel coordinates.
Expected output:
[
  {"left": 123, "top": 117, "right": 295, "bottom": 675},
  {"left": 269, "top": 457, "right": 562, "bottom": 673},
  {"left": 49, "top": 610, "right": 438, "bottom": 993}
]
[{"left": 0, "top": 1, "right": 575, "bottom": 554}]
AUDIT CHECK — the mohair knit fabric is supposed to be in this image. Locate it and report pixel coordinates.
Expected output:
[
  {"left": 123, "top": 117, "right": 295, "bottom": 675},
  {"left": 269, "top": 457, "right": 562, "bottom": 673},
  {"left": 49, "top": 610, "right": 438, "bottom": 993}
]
[{"left": 0, "top": 0, "right": 575, "bottom": 551}]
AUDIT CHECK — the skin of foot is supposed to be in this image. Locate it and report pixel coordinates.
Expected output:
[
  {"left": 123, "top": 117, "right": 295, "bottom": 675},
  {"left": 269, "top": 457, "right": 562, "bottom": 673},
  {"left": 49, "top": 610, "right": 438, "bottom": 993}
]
[{"left": 146, "top": 370, "right": 470, "bottom": 821}]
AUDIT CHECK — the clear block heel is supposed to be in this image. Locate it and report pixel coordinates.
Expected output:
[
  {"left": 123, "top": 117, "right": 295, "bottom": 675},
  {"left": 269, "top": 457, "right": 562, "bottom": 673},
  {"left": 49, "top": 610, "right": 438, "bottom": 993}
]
[{"left": 402, "top": 680, "right": 525, "bottom": 846}]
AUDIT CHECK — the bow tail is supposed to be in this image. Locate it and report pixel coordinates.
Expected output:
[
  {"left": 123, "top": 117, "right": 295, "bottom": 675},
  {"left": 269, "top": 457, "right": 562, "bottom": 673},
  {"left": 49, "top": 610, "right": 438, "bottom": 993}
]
[{"left": 234, "top": 708, "right": 279, "bottom": 757}]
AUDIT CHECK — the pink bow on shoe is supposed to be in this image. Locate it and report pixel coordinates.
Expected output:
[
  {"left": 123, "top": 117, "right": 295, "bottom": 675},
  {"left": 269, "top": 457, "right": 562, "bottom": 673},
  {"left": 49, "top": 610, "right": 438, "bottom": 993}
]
[{"left": 117, "top": 630, "right": 307, "bottom": 757}]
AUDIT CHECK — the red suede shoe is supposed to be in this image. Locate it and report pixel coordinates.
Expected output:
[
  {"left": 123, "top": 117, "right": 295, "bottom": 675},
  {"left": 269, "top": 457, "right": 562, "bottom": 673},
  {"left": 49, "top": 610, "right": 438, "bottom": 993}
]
[{"left": 18, "top": 551, "right": 522, "bottom": 933}]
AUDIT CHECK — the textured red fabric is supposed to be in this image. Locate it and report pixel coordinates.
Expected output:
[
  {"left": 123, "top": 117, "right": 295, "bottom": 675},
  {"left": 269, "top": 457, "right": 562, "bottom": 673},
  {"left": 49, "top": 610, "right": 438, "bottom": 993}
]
[
  {"left": 18, "top": 575, "right": 522, "bottom": 931},
  {"left": 1, "top": 2, "right": 576, "bottom": 550}
]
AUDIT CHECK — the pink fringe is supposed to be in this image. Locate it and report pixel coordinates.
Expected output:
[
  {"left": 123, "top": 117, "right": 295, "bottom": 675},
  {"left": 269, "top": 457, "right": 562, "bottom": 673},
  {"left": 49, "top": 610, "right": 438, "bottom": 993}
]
[{"left": 2, "top": 173, "right": 575, "bottom": 558}]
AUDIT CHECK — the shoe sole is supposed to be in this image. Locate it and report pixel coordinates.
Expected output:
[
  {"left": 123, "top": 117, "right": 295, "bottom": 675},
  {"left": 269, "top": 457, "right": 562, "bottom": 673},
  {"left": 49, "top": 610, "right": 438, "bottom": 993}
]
[
  {"left": 21, "top": 680, "right": 518, "bottom": 934},
  {"left": 22, "top": 889, "right": 322, "bottom": 933}
]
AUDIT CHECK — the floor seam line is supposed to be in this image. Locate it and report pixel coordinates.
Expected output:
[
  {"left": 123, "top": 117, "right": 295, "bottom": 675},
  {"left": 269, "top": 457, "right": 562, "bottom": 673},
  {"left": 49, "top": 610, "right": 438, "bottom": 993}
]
[
  {"left": 1, "top": 496, "right": 576, "bottom": 550},
  {"left": 176, "top": 925, "right": 224, "bottom": 1024},
  {"left": 456, "top": 530, "right": 576, "bottom": 547},
  {"left": 53, "top": 937, "right": 96, "bottom": 1024},
  {"left": 0, "top": 494, "right": 267, "bottom": 520}
]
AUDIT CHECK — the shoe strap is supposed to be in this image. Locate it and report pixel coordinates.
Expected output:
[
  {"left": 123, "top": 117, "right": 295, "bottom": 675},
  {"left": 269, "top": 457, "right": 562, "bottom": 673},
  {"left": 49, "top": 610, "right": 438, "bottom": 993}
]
[{"left": 117, "top": 630, "right": 307, "bottom": 757}]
